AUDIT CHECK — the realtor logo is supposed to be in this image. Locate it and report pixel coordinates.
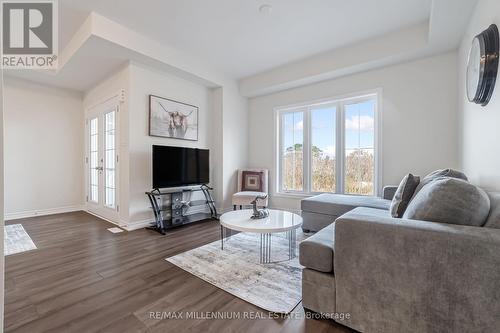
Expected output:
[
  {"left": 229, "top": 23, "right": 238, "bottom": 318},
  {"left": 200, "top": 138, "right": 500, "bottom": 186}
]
[{"left": 2, "top": 0, "right": 58, "bottom": 69}]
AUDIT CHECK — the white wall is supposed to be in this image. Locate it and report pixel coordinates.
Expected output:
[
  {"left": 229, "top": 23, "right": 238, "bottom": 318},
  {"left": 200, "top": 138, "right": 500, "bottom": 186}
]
[
  {"left": 248, "top": 52, "right": 459, "bottom": 210},
  {"left": 221, "top": 84, "right": 248, "bottom": 210},
  {"left": 458, "top": 0, "right": 500, "bottom": 190},
  {"left": 4, "top": 78, "right": 84, "bottom": 218},
  {"left": 1, "top": 64, "right": 5, "bottom": 332},
  {"left": 128, "top": 62, "right": 214, "bottom": 224},
  {"left": 211, "top": 87, "right": 224, "bottom": 210}
]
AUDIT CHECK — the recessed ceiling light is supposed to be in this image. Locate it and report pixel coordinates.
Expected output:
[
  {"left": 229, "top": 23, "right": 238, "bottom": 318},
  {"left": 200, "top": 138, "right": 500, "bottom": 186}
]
[{"left": 259, "top": 4, "right": 273, "bottom": 14}]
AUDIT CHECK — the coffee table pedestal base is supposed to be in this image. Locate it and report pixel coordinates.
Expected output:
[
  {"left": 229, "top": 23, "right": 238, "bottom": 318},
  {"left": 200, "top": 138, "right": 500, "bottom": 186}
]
[{"left": 220, "top": 226, "right": 296, "bottom": 264}]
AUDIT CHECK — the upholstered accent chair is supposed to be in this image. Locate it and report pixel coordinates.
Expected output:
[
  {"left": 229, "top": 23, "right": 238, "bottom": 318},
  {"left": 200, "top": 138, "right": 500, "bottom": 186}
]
[{"left": 232, "top": 169, "right": 269, "bottom": 209}]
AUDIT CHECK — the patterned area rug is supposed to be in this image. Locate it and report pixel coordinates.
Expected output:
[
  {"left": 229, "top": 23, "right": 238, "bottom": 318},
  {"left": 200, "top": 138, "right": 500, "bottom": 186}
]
[
  {"left": 4, "top": 224, "right": 37, "bottom": 256},
  {"left": 166, "top": 230, "right": 306, "bottom": 313}
]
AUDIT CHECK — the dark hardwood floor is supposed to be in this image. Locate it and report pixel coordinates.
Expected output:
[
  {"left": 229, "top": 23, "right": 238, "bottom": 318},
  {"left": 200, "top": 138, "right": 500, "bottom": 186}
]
[{"left": 5, "top": 211, "right": 353, "bottom": 333}]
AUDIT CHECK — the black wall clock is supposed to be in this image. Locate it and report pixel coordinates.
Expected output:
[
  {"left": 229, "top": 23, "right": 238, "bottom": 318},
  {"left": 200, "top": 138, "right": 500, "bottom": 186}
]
[{"left": 466, "top": 24, "right": 499, "bottom": 106}]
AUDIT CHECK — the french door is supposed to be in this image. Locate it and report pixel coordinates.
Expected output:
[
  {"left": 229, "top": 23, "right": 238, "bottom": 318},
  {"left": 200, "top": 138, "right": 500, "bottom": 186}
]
[{"left": 86, "top": 101, "right": 119, "bottom": 222}]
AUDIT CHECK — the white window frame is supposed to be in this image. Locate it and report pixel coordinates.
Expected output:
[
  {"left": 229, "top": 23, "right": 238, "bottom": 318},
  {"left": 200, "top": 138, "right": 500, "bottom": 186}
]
[{"left": 274, "top": 89, "right": 382, "bottom": 197}]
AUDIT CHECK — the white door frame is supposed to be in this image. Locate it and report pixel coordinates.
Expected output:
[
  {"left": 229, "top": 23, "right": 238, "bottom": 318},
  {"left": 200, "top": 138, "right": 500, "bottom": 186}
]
[{"left": 85, "top": 93, "right": 122, "bottom": 223}]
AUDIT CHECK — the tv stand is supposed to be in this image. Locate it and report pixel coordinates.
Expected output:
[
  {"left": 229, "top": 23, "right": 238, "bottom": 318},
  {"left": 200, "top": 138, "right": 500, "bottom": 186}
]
[{"left": 145, "top": 184, "right": 218, "bottom": 235}]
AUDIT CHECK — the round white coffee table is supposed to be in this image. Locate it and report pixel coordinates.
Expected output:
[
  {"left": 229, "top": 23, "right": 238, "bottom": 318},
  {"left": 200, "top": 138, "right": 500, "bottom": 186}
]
[{"left": 219, "top": 209, "right": 303, "bottom": 263}]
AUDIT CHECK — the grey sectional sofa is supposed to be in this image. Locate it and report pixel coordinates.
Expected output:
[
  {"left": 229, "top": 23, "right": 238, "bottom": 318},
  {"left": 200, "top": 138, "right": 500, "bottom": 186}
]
[
  {"left": 299, "top": 189, "right": 500, "bottom": 332},
  {"left": 300, "top": 186, "right": 396, "bottom": 232}
]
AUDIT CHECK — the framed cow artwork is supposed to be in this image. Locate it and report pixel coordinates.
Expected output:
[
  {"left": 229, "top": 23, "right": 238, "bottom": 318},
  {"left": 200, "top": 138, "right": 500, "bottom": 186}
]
[{"left": 149, "top": 95, "right": 199, "bottom": 141}]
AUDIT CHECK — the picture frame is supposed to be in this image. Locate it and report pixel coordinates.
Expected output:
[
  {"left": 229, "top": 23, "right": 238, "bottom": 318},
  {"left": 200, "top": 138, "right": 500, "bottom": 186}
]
[{"left": 149, "top": 94, "right": 199, "bottom": 141}]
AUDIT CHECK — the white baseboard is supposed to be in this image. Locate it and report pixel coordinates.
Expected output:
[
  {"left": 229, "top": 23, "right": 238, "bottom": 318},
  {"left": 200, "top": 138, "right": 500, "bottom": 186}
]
[
  {"left": 123, "top": 219, "right": 155, "bottom": 231},
  {"left": 5, "top": 205, "right": 85, "bottom": 221},
  {"left": 84, "top": 210, "right": 123, "bottom": 228},
  {"left": 123, "top": 205, "right": 215, "bottom": 231},
  {"left": 5, "top": 204, "right": 300, "bottom": 226}
]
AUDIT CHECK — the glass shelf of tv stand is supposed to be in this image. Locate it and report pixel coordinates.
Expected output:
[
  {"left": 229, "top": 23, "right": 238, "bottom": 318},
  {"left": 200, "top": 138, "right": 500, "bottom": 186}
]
[
  {"left": 145, "top": 184, "right": 218, "bottom": 234},
  {"left": 146, "top": 185, "right": 211, "bottom": 195},
  {"left": 146, "top": 198, "right": 215, "bottom": 212}
]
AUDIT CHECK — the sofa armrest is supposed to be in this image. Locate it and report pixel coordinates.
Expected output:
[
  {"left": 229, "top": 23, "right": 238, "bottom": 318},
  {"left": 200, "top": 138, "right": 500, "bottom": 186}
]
[
  {"left": 334, "top": 207, "right": 500, "bottom": 333},
  {"left": 382, "top": 185, "right": 398, "bottom": 200}
]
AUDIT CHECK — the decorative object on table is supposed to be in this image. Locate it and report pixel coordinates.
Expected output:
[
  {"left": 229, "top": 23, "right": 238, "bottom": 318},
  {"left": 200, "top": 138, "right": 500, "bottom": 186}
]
[
  {"left": 149, "top": 94, "right": 198, "bottom": 140},
  {"left": 4, "top": 224, "right": 37, "bottom": 255},
  {"left": 166, "top": 229, "right": 307, "bottom": 313},
  {"left": 250, "top": 195, "right": 269, "bottom": 219},
  {"left": 232, "top": 169, "right": 269, "bottom": 210},
  {"left": 466, "top": 24, "right": 499, "bottom": 106}
]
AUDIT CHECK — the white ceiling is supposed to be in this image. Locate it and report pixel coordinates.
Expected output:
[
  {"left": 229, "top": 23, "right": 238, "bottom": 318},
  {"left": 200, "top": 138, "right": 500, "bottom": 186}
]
[{"left": 59, "top": 0, "right": 433, "bottom": 79}]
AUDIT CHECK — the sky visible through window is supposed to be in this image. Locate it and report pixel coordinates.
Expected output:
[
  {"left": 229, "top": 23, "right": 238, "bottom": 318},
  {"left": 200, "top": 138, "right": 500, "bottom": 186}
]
[
  {"left": 345, "top": 100, "right": 375, "bottom": 151},
  {"left": 282, "top": 100, "right": 375, "bottom": 154},
  {"left": 282, "top": 112, "right": 303, "bottom": 152},
  {"left": 312, "top": 106, "right": 335, "bottom": 157}
]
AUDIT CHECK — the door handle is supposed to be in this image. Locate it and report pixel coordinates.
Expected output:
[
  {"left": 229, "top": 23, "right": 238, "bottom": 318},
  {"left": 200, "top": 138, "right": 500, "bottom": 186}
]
[{"left": 94, "top": 166, "right": 104, "bottom": 171}]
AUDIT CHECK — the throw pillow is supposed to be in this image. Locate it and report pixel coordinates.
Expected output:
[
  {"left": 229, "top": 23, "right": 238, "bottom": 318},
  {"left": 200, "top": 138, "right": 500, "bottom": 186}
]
[
  {"left": 403, "top": 177, "right": 490, "bottom": 227},
  {"left": 483, "top": 192, "right": 500, "bottom": 229},
  {"left": 411, "top": 168, "right": 468, "bottom": 199},
  {"left": 241, "top": 171, "right": 264, "bottom": 192},
  {"left": 390, "top": 173, "right": 420, "bottom": 218}
]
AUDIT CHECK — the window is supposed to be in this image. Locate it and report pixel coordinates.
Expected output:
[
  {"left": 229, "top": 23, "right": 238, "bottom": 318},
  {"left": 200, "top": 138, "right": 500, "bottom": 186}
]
[
  {"left": 89, "top": 117, "right": 99, "bottom": 202},
  {"left": 311, "top": 105, "right": 336, "bottom": 193},
  {"left": 281, "top": 111, "right": 303, "bottom": 191},
  {"left": 104, "top": 110, "right": 116, "bottom": 208},
  {"left": 277, "top": 93, "right": 379, "bottom": 196},
  {"left": 344, "top": 100, "right": 376, "bottom": 195}
]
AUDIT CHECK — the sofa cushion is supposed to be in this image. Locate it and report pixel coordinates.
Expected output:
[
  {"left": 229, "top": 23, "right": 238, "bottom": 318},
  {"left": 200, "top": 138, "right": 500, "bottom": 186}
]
[
  {"left": 403, "top": 177, "right": 490, "bottom": 227},
  {"left": 412, "top": 168, "right": 468, "bottom": 199},
  {"left": 347, "top": 207, "right": 392, "bottom": 219},
  {"left": 390, "top": 173, "right": 420, "bottom": 218},
  {"left": 232, "top": 191, "right": 268, "bottom": 206},
  {"left": 383, "top": 186, "right": 398, "bottom": 200},
  {"left": 299, "top": 223, "right": 335, "bottom": 273},
  {"left": 301, "top": 193, "right": 390, "bottom": 217},
  {"left": 301, "top": 211, "right": 336, "bottom": 232},
  {"left": 484, "top": 192, "right": 500, "bottom": 229}
]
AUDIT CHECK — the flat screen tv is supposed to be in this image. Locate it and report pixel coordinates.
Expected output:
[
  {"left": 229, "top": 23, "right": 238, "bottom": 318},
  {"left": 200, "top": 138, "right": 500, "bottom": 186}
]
[{"left": 152, "top": 145, "right": 209, "bottom": 189}]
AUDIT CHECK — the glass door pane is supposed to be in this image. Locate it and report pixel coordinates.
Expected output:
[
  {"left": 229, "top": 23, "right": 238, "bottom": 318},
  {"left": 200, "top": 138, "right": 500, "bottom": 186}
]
[
  {"left": 104, "top": 110, "right": 116, "bottom": 208},
  {"left": 89, "top": 117, "right": 99, "bottom": 202},
  {"left": 311, "top": 106, "right": 336, "bottom": 192},
  {"left": 344, "top": 100, "right": 375, "bottom": 195}
]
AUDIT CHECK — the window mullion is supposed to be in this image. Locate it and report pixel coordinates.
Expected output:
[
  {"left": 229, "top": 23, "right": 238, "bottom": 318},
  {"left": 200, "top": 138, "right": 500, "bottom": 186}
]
[
  {"left": 337, "top": 102, "right": 344, "bottom": 194},
  {"left": 374, "top": 97, "right": 381, "bottom": 196},
  {"left": 303, "top": 108, "right": 311, "bottom": 194},
  {"left": 281, "top": 113, "right": 285, "bottom": 192}
]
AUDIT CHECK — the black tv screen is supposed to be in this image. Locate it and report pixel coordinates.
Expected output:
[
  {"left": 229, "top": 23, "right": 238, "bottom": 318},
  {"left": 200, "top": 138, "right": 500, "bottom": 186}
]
[{"left": 152, "top": 145, "right": 209, "bottom": 188}]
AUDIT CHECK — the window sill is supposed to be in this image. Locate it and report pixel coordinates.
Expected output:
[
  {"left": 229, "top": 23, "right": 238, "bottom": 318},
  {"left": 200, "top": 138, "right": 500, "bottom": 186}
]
[
  {"left": 273, "top": 192, "right": 315, "bottom": 199},
  {"left": 273, "top": 191, "right": 379, "bottom": 199}
]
